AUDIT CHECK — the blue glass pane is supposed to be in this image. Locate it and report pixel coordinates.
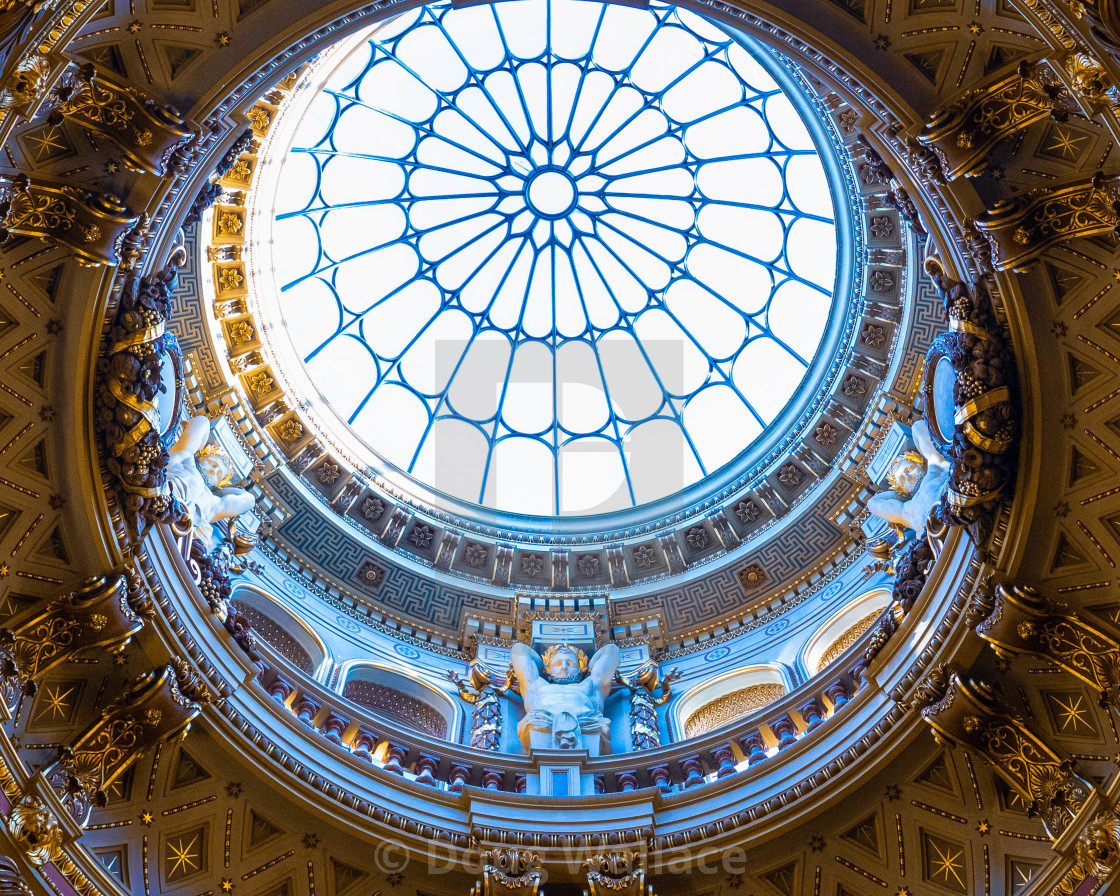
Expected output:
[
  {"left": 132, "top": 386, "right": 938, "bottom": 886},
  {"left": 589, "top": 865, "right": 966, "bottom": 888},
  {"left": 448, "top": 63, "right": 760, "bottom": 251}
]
[{"left": 271, "top": 0, "right": 840, "bottom": 516}]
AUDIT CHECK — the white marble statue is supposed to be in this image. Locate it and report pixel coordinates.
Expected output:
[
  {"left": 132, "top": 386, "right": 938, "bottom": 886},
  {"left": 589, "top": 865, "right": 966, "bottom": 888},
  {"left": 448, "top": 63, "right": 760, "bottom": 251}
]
[
  {"left": 167, "top": 416, "right": 255, "bottom": 548},
  {"left": 866, "top": 419, "right": 951, "bottom": 535},
  {"left": 510, "top": 641, "right": 620, "bottom": 755}
]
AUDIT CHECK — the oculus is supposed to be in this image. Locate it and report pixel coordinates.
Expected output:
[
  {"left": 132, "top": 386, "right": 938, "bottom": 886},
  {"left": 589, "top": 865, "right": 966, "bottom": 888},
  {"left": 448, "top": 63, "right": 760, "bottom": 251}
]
[{"left": 260, "top": 0, "right": 845, "bottom": 518}]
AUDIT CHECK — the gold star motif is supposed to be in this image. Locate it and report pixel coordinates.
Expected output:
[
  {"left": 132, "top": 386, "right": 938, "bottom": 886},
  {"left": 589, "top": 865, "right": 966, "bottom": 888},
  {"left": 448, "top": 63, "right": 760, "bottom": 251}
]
[
  {"left": 0, "top": 563, "right": 9, "bottom": 577},
  {"left": 1053, "top": 693, "right": 1090, "bottom": 731},
  {"left": 928, "top": 840, "right": 965, "bottom": 887},
  {"left": 36, "top": 683, "right": 74, "bottom": 721},
  {"left": 215, "top": 31, "right": 231, "bottom": 47},
  {"left": 27, "top": 126, "right": 67, "bottom": 161},
  {"left": 126, "top": 19, "right": 142, "bottom": 32},
  {"left": 1046, "top": 127, "right": 1089, "bottom": 160},
  {"left": 968, "top": 20, "right": 983, "bottom": 32},
  {"left": 221, "top": 878, "right": 234, "bottom": 892},
  {"left": 166, "top": 833, "right": 199, "bottom": 878},
  {"left": 138, "top": 810, "right": 153, "bottom": 826}
]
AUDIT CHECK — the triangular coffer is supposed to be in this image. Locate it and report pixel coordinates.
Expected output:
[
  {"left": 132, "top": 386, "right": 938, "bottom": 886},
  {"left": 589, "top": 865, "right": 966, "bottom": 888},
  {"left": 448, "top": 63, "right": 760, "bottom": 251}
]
[
  {"left": 904, "top": 46, "right": 951, "bottom": 84},
  {"left": 32, "top": 524, "right": 68, "bottom": 565},
  {"left": 155, "top": 42, "right": 203, "bottom": 80},
  {"left": 246, "top": 808, "right": 285, "bottom": 850},
  {"left": 330, "top": 857, "right": 368, "bottom": 895},
  {"left": 169, "top": 747, "right": 211, "bottom": 790},
  {"left": 14, "top": 437, "right": 48, "bottom": 479},
  {"left": 1068, "top": 352, "right": 1107, "bottom": 393},
  {"left": 26, "top": 263, "right": 65, "bottom": 302},
  {"left": 985, "top": 43, "right": 1030, "bottom": 75},
  {"left": 1070, "top": 446, "right": 1102, "bottom": 486},
  {"left": 1044, "top": 261, "right": 1087, "bottom": 303},
  {"left": 915, "top": 752, "right": 957, "bottom": 794},
  {"left": 762, "top": 861, "right": 799, "bottom": 896},
  {"left": 1051, "top": 532, "right": 1091, "bottom": 573},
  {"left": 840, "top": 812, "right": 884, "bottom": 860}
]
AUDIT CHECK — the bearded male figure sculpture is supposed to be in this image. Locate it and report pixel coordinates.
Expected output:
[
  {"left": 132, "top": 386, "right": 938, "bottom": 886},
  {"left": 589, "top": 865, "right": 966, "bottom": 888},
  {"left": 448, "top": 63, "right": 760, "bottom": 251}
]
[{"left": 510, "top": 641, "right": 620, "bottom": 755}]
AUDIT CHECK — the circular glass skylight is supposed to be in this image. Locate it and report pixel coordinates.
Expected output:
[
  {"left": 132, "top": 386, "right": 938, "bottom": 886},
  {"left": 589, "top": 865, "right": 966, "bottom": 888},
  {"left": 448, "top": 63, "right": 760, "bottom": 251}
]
[{"left": 268, "top": 0, "right": 840, "bottom": 517}]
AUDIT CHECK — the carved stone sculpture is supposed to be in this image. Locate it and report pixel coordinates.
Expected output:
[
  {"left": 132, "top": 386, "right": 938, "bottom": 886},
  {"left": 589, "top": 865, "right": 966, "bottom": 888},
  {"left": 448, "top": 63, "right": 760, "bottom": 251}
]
[
  {"left": 448, "top": 660, "right": 511, "bottom": 752},
  {"left": 96, "top": 241, "right": 190, "bottom": 533},
  {"left": 616, "top": 662, "right": 679, "bottom": 751},
  {"left": 167, "top": 415, "right": 255, "bottom": 549},
  {"left": 867, "top": 420, "right": 951, "bottom": 535},
  {"left": 510, "top": 642, "right": 619, "bottom": 754},
  {"left": 922, "top": 257, "right": 1018, "bottom": 539},
  {"left": 470, "top": 849, "right": 541, "bottom": 896},
  {"left": 5, "top": 796, "right": 61, "bottom": 866}
]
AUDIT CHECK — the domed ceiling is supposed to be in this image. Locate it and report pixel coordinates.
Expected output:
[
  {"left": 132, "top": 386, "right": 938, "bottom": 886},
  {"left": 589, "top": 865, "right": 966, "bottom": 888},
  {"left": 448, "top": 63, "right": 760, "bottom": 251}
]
[{"left": 1, "top": 0, "right": 1119, "bottom": 892}]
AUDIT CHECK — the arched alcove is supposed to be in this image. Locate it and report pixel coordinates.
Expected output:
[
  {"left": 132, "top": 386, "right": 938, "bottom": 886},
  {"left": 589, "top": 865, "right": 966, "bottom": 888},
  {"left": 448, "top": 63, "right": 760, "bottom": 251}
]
[
  {"left": 229, "top": 585, "right": 329, "bottom": 677},
  {"left": 671, "top": 665, "right": 791, "bottom": 740},
  {"left": 340, "top": 663, "right": 459, "bottom": 741},
  {"left": 801, "top": 588, "right": 892, "bottom": 677}
]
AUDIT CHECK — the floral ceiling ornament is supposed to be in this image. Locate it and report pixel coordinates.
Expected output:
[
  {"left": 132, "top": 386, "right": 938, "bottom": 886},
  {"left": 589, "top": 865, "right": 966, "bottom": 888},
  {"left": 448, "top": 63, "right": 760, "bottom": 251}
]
[
  {"left": 632, "top": 544, "right": 657, "bottom": 568},
  {"left": 361, "top": 496, "right": 385, "bottom": 521},
  {"left": 861, "top": 324, "right": 887, "bottom": 348},
  {"left": 278, "top": 419, "right": 303, "bottom": 443},
  {"left": 738, "top": 564, "right": 767, "bottom": 591},
  {"left": 869, "top": 270, "right": 895, "bottom": 292},
  {"left": 317, "top": 463, "right": 340, "bottom": 485},
  {"left": 576, "top": 554, "right": 601, "bottom": 578},
  {"left": 842, "top": 375, "right": 869, "bottom": 397},
  {"left": 410, "top": 524, "right": 435, "bottom": 549},
  {"left": 520, "top": 554, "right": 544, "bottom": 577},
  {"left": 869, "top": 215, "right": 894, "bottom": 238},
  {"left": 464, "top": 543, "right": 488, "bottom": 568},
  {"left": 733, "top": 499, "right": 760, "bottom": 523},
  {"left": 814, "top": 423, "right": 839, "bottom": 446},
  {"left": 778, "top": 464, "right": 803, "bottom": 487},
  {"left": 685, "top": 526, "right": 710, "bottom": 551}
]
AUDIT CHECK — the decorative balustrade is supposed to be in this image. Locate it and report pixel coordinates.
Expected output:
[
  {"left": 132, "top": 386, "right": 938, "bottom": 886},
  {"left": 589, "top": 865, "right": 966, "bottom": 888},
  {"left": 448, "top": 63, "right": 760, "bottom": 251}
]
[{"left": 244, "top": 612, "right": 887, "bottom": 796}]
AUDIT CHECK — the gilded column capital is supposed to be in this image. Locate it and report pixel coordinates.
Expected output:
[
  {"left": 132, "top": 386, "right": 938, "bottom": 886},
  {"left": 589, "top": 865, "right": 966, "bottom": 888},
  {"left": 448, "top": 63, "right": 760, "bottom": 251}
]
[
  {"left": 584, "top": 850, "right": 652, "bottom": 896},
  {"left": 470, "top": 849, "right": 542, "bottom": 896}
]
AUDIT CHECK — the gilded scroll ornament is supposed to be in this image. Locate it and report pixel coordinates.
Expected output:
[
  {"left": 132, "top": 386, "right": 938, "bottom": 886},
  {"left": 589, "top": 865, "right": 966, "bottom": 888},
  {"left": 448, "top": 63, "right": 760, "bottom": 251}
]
[
  {"left": 968, "top": 172, "right": 1120, "bottom": 271},
  {"left": 971, "top": 582, "right": 1120, "bottom": 708},
  {"left": 49, "top": 63, "right": 197, "bottom": 174},
  {"left": 915, "top": 672, "right": 1089, "bottom": 838},
  {"left": 43, "top": 664, "right": 204, "bottom": 824},
  {"left": 0, "top": 574, "right": 141, "bottom": 708},
  {"left": 917, "top": 61, "right": 1078, "bottom": 180},
  {"left": 0, "top": 174, "right": 140, "bottom": 265}
]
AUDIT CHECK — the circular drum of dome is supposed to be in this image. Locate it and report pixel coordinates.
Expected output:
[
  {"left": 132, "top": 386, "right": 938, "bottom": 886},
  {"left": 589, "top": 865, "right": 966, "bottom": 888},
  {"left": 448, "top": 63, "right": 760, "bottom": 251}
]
[{"left": 254, "top": 0, "right": 854, "bottom": 525}]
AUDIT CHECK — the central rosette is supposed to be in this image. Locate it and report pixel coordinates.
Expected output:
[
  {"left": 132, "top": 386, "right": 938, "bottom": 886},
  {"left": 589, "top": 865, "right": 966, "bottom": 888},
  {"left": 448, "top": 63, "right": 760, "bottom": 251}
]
[{"left": 267, "top": 0, "right": 840, "bottom": 516}]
